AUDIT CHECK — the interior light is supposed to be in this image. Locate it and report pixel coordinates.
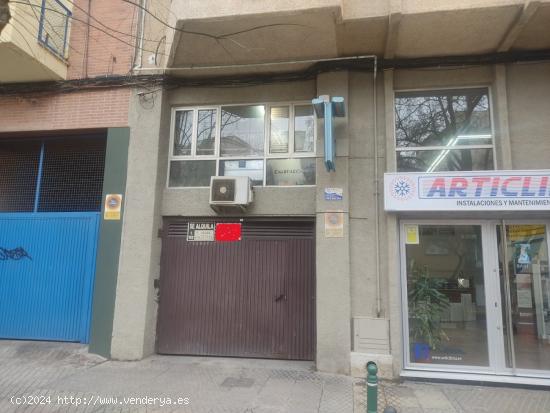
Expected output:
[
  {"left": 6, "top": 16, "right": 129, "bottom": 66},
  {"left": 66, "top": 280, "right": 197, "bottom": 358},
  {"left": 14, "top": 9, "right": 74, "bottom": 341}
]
[{"left": 426, "top": 133, "right": 492, "bottom": 172}]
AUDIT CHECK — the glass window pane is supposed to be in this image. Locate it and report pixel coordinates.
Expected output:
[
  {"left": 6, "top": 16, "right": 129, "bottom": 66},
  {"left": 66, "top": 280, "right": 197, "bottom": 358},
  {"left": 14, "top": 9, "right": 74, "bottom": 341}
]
[
  {"left": 220, "top": 105, "right": 265, "bottom": 156},
  {"left": 406, "top": 225, "right": 489, "bottom": 367},
  {"left": 173, "top": 110, "right": 193, "bottom": 156},
  {"left": 294, "top": 105, "right": 315, "bottom": 152},
  {"left": 197, "top": 109, "right": 216, "bottom": 156},
  {"left": 397, "top": 148, "right": 493, "bottom": 172},
  {"left": 498, "top": 224, "right": 550, "bottom": 371},
  {"left": 266, "top": 158, "right": 316, "bottom": 186},
  {"left": 395, "top": 88, "right": 491, "bottom": 148},
  {"left": 269, "top": 106, "right": 289, "bottom": 153},
  {"left": 169, "top": 160, "right": 215, "bottom": 187},
  {"left": 219, "top": 159, "right": 264, "bottom": 186}
]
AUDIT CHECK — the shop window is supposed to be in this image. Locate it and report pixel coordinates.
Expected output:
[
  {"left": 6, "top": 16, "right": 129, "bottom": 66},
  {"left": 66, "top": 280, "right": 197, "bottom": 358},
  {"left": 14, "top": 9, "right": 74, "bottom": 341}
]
[
  {"left": 405, "top": 224, "right": 490, "bottom": 367},
  {"left": 168, "top": 103, "right": 316, "bottom": 187},
  {"left": 395, "top": 88, "right": 494, "bottom": 172}
]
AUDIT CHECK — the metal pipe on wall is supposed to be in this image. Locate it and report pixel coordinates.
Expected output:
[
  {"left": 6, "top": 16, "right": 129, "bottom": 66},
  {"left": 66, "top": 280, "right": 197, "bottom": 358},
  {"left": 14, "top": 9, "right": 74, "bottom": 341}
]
[
  {"left": 133, "top": 0, "right": 147, "bottom": 69},
  {"left": 372, "top": 57, "right": 381, "bottom": 318},
  {"left": 133, "top": 54, "right": 377, "bottom": 72}
]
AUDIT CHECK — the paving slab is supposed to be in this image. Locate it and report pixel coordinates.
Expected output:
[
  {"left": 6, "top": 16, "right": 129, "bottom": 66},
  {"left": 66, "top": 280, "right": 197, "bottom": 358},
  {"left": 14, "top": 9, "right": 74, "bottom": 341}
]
[
  {"left": 2, "top": 341, "right": 550, "bottom": 412},
  {"left": 0, "top": 341, "right": 354, "bottom": 413}
]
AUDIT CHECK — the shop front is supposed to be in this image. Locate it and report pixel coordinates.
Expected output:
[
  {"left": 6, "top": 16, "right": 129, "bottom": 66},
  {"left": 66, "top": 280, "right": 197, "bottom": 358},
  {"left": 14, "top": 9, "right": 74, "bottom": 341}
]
[{"left": 386, "top": 171, "right": 550, "bottom": 383}]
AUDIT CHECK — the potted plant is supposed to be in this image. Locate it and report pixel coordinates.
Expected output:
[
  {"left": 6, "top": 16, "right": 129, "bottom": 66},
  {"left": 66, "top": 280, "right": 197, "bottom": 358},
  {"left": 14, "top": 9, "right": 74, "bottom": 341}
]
[{"left": 408, "top": 266, "right": 450, "bottom": 361}]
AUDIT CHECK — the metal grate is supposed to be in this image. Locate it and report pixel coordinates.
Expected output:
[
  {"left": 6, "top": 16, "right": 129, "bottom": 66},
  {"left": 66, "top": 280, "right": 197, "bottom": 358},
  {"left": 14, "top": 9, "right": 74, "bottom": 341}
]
[
  {"left": 38, "top": 137, "right": 106, "bottom": 212},
  {"left": 0, "top": 140, "right": 41, "bottom": 212},
  {"left": 0, "top": 135, "right": 106, "bottom": 213}
]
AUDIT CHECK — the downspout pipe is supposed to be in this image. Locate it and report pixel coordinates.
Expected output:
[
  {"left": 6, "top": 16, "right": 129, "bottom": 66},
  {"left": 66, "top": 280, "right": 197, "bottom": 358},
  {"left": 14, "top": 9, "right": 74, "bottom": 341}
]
[
  {"left": 133, "top": 0, "right": 146, "bottom": 70},
  {"left": 371, "top": 56, "right": 381, "bottom": 318}
]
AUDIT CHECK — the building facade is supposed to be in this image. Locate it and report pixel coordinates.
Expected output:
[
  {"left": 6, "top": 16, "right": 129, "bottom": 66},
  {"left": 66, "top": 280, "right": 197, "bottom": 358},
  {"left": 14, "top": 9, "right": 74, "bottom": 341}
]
[
  {"left": 0, "top": 0, "right": 139, "bottom": 356},
  {"left": 1, "top": 0, "right": 550, "bottom": 386}
]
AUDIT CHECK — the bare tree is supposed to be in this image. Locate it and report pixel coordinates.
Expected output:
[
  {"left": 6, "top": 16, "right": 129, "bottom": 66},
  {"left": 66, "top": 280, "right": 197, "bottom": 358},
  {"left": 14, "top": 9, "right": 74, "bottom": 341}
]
[{"left": 395, "top": 91, "right": 491, "bottom": 172}]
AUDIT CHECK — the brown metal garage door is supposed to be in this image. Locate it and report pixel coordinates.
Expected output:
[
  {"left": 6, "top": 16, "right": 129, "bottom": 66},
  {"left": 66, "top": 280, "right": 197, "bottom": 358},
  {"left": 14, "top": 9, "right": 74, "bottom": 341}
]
[{"left": 156, "top": 217, "right": 315, "bottom": 360}]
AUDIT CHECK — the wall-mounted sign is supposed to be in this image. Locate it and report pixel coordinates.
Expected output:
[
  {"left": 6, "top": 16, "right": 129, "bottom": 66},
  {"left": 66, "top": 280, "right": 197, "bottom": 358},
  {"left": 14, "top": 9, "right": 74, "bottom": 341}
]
[
  {"left": 104, "top": 194, "right": 122, "bottom": 220},
  {"left": 215, "top": 223, "right": 242, "bottom": 242},
  {"left": 187, "top": 222, "right": 215, "bottom": 242},
  {"left": 385, "top": 171, "right": 550, "bottom": 211},
  {"left": 324, "top": 187, "right": 343, "bottom": 201},
  {"left": 324, "top": 211, "right": 344, "bottom": 238}
]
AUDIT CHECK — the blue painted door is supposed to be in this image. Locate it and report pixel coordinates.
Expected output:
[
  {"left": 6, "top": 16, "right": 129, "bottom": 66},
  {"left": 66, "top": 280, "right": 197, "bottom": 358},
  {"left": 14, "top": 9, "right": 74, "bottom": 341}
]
[{"left": 0, "top": 213, "right": 100, "bottom": 343}]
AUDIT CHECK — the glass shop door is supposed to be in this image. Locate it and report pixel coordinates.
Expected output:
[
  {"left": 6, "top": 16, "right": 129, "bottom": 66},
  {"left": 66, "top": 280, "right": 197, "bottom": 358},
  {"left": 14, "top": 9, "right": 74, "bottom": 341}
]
[
  {"left": 401, "top": 222, "right": 502, "bottom": 372},
  {"left": 402, "top": 221, "right": 550, "bottom": 377},
  {"left": 495, "top": 222, "right": 550, "bottom": 376}
]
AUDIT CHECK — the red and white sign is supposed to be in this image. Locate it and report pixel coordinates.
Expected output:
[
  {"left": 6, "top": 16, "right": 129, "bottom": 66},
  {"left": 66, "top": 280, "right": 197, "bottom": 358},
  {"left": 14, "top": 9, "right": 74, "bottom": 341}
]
[{"left": 384, "top": 170, "right": 550, "bottom": 211}]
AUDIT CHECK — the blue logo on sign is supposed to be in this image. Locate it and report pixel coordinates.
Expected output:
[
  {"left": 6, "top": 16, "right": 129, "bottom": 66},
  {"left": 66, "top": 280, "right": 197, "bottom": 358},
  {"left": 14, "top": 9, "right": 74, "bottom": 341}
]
[{"left": 391, "top": 177, "right": 415, "bottom": 200}]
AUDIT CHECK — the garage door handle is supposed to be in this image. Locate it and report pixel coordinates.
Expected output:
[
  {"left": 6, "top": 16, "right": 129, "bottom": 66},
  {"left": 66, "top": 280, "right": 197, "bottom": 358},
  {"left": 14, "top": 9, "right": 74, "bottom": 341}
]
[{"left": 275, "top": 294, "right": 286, "bottom": 302}]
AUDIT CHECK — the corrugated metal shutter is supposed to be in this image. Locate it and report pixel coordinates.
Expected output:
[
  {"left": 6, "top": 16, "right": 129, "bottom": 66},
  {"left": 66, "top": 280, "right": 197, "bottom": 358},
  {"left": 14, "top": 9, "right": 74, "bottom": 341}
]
[
  {"left": 0, "top": 134, "right": 105, "bottom": 343},
  {"left": 0, "top": 213, "right": 99, "bottom": 343},
  {"left": 157, "top": 217, "right": 315, "bottom": 360}
]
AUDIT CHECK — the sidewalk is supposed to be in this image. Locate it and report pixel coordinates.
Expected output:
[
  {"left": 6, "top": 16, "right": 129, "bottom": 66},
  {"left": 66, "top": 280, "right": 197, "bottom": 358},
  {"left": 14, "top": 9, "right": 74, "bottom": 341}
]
[
  {"left": 354, "top": 379, "right": 550, "bottom": 413},
  {"left": 0, "top": 340, "right": 549, "bottom": 412},
  {"left": 0, "top": 340, "right": 354, "bottom": 412}
]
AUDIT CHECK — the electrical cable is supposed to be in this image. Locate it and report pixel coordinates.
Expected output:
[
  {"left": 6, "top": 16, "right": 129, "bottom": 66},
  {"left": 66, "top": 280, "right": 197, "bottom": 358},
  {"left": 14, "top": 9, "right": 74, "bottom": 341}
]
[
  {"left": 10, "top": 0, "right": 171, "bottom": 57},
  {"left": 119, "top": 0, "right": 313, "bottom": 41},
  {"left": 1, "top": 50, "right": 549, "bottom": 97},
  {"left": 61, "top": 0, "right": 172, "bottom": 44}
]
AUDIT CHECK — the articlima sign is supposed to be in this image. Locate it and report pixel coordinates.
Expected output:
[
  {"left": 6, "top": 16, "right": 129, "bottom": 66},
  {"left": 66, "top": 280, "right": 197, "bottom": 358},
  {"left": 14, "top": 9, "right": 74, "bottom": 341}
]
[{"left": 384, "top": 171, "right": 550, "bottom": 211}]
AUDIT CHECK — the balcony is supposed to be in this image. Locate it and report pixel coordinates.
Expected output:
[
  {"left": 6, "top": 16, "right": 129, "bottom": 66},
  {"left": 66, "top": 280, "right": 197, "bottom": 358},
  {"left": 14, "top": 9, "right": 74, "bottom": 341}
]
[
  {"left": 144, "top": 0, "right": 550, "bottom": 76},
  {"left": 0, "top": 0, "right": 72, "bottom": 83}
]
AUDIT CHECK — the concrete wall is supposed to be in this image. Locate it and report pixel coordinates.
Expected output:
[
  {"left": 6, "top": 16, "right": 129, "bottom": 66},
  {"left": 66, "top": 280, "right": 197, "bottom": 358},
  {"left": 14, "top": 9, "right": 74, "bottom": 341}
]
[
  {"left": 506, "top": 62, "right": 550, "bottom": 169},
  {"left": 110, "top": 89, "right": 167, "bottom": 360}
]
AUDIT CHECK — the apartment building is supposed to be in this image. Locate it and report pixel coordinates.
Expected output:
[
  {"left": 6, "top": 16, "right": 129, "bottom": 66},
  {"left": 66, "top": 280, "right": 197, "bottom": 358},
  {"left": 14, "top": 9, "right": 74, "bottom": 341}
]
[
  {"left": 1, "top": 0, "right": 550, "bottom": 386},
  {"left": 0, "top": 0, "right": 138, "bottom": 357}
]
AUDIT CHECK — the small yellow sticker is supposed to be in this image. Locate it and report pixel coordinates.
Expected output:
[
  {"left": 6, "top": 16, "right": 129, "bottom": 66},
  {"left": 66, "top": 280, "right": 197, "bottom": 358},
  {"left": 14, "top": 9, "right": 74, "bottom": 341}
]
[
  {"left": 104, "top": 194, "right": 122, "bottom": 220},
  {"left": 405, "top": 224, "right": 419, "bottom": 245}
]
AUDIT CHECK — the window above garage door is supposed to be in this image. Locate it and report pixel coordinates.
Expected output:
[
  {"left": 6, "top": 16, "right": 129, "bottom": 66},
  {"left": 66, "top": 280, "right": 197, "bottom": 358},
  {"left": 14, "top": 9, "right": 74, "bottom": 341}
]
[{"left": 168, "top": 103, "right": 317, "bottom": 188}]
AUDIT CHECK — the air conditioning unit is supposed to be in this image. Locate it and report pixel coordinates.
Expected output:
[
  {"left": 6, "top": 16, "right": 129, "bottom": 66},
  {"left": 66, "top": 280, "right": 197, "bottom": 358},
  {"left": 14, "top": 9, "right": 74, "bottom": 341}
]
[{"left": 209, "top": 176, "right": 253, "bottom": 211}]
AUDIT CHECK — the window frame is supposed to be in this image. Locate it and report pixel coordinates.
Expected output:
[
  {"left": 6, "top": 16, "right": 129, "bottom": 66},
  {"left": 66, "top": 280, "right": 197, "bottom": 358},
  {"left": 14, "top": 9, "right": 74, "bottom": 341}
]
[
  {"left": 38, "top": 0, "right": 72, "bottom": 60},
  {"left": 168, "top": 101, "right": 317, "bottom": 188},
  {"left": 393, "top": 85, "right": 497, "bottom": 173}
]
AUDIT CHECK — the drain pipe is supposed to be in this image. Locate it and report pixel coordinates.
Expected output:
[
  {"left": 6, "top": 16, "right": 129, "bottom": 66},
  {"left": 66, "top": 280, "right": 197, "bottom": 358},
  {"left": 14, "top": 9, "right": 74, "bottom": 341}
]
[
  {"left": 371, "top": 56, "right": 381, "bottom": 318},
  {"left": 133, "top": 0, "right": 147, "bottom": 70}
]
